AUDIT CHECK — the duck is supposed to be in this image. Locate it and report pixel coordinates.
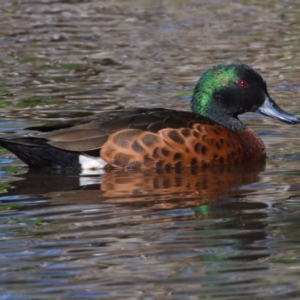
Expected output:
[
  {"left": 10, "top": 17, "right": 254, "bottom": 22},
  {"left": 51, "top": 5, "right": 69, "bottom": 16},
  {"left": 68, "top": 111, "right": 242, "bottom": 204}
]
[{"left": 0, "top": 64, "right": 298, "bottom": 171}]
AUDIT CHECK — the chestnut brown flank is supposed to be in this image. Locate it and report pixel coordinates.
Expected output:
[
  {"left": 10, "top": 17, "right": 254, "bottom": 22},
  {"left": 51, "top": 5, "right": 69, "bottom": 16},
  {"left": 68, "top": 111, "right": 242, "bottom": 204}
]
[{"left": 101, "top": 123, "right": 266, "bottom": 169}]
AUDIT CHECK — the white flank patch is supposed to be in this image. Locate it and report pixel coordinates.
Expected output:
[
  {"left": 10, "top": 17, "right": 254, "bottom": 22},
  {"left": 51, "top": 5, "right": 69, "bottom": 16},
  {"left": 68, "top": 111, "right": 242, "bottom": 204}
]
[
  {"left": 79, "top": 155, "right": 107, "bottom": 170},
  {"left": 79, "top": 155, "right": 107, "bottom": 183}
]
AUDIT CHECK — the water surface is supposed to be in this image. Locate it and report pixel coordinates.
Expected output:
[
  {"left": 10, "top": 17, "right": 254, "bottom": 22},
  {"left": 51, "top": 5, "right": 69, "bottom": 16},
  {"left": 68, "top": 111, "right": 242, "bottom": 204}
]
[{"left": 1, "top": 0, "right": 300, "bottom": 299}]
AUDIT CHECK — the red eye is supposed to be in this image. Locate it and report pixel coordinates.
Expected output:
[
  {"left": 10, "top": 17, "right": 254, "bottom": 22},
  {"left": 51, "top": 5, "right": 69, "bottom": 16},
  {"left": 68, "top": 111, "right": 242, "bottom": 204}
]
[{"left": 238, "top": 80, "right": 248, "bottom": 88}]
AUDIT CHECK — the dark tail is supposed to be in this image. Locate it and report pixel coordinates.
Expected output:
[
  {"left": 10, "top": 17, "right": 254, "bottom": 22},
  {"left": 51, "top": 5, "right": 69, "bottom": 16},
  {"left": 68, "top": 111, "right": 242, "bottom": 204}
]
[{"left": 0, "top": 137, "right": 80, "bottom": 169}]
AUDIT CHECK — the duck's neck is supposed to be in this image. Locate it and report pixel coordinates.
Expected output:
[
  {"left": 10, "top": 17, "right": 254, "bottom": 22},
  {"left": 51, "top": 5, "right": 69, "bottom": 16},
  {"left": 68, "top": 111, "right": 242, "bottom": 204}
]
[
  {"left": 191, "top": 97, "right": 246, "bottom": 131},
  {"left": 205, "top": 109, "right": 246, "bottom": 131}
]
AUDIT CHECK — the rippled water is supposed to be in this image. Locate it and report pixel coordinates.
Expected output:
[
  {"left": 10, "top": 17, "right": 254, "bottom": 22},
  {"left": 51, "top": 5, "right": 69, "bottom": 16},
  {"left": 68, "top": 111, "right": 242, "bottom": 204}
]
[{"left": 1, "top": 0, "right": 300, "bottom": 299}]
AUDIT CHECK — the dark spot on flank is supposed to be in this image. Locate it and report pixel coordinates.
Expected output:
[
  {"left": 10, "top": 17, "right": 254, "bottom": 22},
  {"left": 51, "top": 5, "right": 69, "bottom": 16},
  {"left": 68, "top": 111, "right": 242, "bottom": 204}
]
[
  {"left": 194, "top": 142, "right": 202, "bottom": 154},
  {"left": 174, "top": 152, "right": 183, "bottom": 160},
  {"left": 156, "top": 160, "right": 164, "bottom": 169},
  {"left": 181, "top": 128, "right": 190, "bottom": 137},
  {"left": 201, "top": 146, "right": 207, "bottom": 155},
  {"left": 193, "top": 131, "right": 200, "bottom": 139},
  {"left": 219, "top": 138, "right": 224, "bottom": 145},
  {"left": 113, "top": 135, "right": 129, "bottom": 147},
  {"left": 144, "top": 155, "right": 153, "bottom": 165},
  {"left": 213, "top": 154, "right": 218, "bottom": 161},
  {"left": 156, "top": 168, "right": 163, "bottom": 175},
  {"left": 175, "top": 161, "right": 182, "bottom": 172},
  {"left": 213, "top": 128, "right": 220, "bottom": 135},
  {"left": 168, "top": 130, "right": 184, "bottom": 144},
  {"left": 152, "top": 147, "right": 160, "bottom": 159},
  {"left": 132, "top": 140, "right": 145, "bottom": 153},
  {"left": 219, "top": 156, "right": 224, "bottom": 164},
  {"left": 142, "top": 134, "right": 159, "bottom": 147},
  {"left": 114, "top": 153, "right": 132, "bottom": 166},
  {"left": 112, "top": 130, "right": 140, "bottom": 147},
  {"left": 127, "top": 161, "right": 141, "bottom": 169},
  {"left": 215, "top": 142, "right": 221, "bottom": 150},
  {"left": 191, "top": 157, "right": 198, "bottom": 166},
  {"left": 162, "top": 147, "right": 170, "bottom": 157},
  {"left": 165, "top": 163, "right": 172, "bottom": 172}
]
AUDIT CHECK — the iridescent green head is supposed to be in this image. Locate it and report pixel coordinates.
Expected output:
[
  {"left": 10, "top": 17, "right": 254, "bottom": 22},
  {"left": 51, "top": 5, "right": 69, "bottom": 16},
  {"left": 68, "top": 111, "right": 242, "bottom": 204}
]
[{"left": 191, "top": 64, "right": 299, "bottom": 130}]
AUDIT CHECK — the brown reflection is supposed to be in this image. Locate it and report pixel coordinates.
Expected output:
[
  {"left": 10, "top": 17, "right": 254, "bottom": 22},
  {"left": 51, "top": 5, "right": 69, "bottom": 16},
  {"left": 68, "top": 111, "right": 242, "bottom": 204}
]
[
  {"left": 99, "top": 163, "right": 265, "bottom": 204},
  {"left": 6, "top": 162, "right": 265, "bottom": 208},
  {"left": 4, "top": 162, "right": 269, "bottom": 262}
]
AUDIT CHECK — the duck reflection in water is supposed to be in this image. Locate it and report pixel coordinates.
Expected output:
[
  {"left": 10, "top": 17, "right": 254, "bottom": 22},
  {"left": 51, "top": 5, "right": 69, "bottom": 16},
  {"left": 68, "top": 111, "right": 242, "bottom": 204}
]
[
  {"left": 5, "top": 161, "right": 265, "bottom": 208},
  {"left": 2, "top": 161, "right": 270, "bottom": 262}
]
